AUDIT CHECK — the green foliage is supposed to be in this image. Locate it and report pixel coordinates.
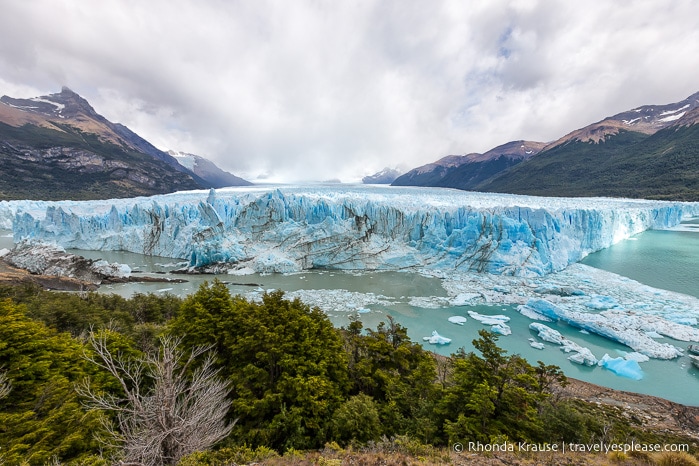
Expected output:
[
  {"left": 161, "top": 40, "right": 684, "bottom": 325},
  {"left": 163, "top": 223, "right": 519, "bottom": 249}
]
[
  {"left": 0, "top": 280, "right": 689, "bottom": 462},
  {"left": 177, "top": 445, "right": 279, "bottom": 465},
  {"left": 0, "top": 284, "right": 181, "bottom": 350},
  {"left": 479, "top": 126, "right": 699, "bottom": 201},
  {"left": 330, "top": 394, "right": 382, "bottom": 446},
  {"left": 340, "top": 316, "right": 442, "bottom": 444},
  {"left": 0, "top": 299, "right": 106, "bottom": 465},
  {"left": 171, "top": 281, "right": 350, "bottom": 451},
  {"left": 438, "top": 330, "right": 564, "bottom": 444}
]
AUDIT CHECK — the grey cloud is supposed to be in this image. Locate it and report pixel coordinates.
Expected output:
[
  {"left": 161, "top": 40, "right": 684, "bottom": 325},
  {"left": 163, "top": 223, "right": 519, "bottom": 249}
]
[{"left": 1, "top": 0, "right": 698, "bottom": 182}]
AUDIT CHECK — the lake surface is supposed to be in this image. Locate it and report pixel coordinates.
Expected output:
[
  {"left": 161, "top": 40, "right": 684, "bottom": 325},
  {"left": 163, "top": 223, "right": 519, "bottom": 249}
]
[
  {"left": 581, "top": 220, "right": 699, "bottom": 299},
  {"left": 2, "top": 225, "right": 699, "bottom": 405}
]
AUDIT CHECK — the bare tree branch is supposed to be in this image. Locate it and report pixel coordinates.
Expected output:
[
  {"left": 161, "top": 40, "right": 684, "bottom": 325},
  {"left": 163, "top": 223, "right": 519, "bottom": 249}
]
[
  {"left": 77, "top": 333, "right": 234, "bottom": 466},
  {"left": 0, "top": 370, "right": 10, "bottom": 400}
]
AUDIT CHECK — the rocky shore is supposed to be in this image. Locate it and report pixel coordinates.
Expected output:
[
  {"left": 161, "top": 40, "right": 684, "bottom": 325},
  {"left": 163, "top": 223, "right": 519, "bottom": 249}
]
[{"left": 0, "top": 241, "right": 185, "bottom": 290}]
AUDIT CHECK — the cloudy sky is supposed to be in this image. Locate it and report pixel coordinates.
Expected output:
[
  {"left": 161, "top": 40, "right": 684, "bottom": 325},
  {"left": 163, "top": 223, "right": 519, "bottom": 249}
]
[{"left": 1, "top": 0, "right": 698, "bottom": 183}]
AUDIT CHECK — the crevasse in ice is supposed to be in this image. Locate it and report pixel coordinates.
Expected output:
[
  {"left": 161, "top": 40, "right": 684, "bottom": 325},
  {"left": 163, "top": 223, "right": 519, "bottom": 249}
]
[{"left": 2, "top": 185, "right": 697, "bottom": 276}]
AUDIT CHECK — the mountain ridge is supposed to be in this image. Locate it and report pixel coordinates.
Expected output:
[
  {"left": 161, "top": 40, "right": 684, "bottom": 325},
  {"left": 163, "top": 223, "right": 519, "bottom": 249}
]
[
  {"left": 392, "top": 140, "right": 547, "bottom": 189},
  {"left": 168, "top": 150, "right": 252, "bottom": 188},
  {"left": 393, "top": 91, "right": 699, "bottom": 200},
  {"left": 0, "top": 88, "right": 250, "bottom": 200}
]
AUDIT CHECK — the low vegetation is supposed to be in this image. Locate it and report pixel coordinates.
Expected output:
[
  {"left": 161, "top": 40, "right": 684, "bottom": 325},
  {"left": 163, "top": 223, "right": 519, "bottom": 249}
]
[{"left": 0, "top": 281, "right": 696, "bottom": 465}]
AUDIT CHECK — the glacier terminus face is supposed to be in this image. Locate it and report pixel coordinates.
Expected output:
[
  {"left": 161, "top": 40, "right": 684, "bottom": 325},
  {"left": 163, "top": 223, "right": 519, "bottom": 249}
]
[{"left": 3, "top": 185, "right": 698, "bottom": 277}]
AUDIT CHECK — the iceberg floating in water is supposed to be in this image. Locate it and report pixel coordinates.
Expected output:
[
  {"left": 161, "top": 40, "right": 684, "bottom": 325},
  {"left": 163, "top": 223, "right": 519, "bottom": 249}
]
[
  {"left": 528, "top": 338, "right": 545, "bottom": 350},
  {"left": 599, "top": 354, "right": 644, "bottom": 380},
  {"left": 622, "top": 352, "right": 650, "bottom": 363},
  {"left": 468, "top": 311, "right": 510, "bottom": 325},
  {"left": 491, "top": 322, "right": 512, "bottom": 335},
  {"left": 521, "top": 298, "right": 696, "bottom": 359},
  {"left": 2, "top": 185, "right": 696, "bottom": 277},
  {"left": 448, "top": 316, "right": 468, "bottom": 325},
  {"left": 529, "top": 323, "right": 598, "bottom": 366},
  {"left": 423, "top": 330, "right": 451, "bottom": 345}
]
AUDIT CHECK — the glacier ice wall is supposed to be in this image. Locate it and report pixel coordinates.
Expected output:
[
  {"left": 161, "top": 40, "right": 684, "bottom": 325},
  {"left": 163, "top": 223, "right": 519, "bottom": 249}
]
[{"left": 4, "top": 186, "right": 699, "bottom": 276}]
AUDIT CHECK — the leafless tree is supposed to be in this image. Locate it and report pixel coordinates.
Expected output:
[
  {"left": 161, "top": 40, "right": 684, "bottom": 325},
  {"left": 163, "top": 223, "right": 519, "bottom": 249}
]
[
  {"left": 77, "top": 333, "right": 234, "bottom": 466},
  {"left": 0, "top": 370, "right": 10, "bottom": 400}
]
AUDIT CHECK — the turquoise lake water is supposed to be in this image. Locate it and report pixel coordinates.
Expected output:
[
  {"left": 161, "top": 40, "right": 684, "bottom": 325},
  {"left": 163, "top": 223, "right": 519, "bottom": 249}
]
[
  {"left": 2, "top": 224, "right": 698, "bottom": 405},
  {"left": 581, "top": 221, "right": 699, "bottom": 299}
]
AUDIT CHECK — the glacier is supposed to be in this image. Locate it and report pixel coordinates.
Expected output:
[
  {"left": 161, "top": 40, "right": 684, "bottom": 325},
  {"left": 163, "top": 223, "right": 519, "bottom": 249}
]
[{"left": 2, "top": 185, "right": 698, "bottom": 277}]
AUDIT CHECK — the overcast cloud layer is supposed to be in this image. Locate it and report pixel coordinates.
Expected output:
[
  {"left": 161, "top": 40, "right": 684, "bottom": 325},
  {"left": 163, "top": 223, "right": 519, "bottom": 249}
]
[{"left": 1, "top": 0, "right": 698, "bottom": 182}]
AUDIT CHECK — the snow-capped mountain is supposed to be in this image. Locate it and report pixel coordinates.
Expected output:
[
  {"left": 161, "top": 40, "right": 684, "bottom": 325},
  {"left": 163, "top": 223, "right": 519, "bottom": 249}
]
[
  {"left": 167, "top": 150, "right": 251, "bottom": 188},
  {"left": 396, "top": 92, "right": 699, "bottom": 201},
  {"left": 545, "top": 91, "right": 699, "bottom": 148},
  {"left": 0, "top": 88, "right": 213, "bottom": 200},
  {"left": 361, "top": 166, "right": 406, "bottom": 184}
]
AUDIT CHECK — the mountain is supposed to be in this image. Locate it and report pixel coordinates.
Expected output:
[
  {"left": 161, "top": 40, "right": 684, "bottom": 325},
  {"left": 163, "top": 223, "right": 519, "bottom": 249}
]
[
  {"left": 477, "top": 92, "right": 699, "bottom": 200},
  {"left": 392, "top": 140, "right": 547, "bottom": 189},
  {"left": 0, "top": 87, "right": 211, "bottom": 200},
  {"left": 362, "top": 167, "right": 405, "bottom": 184},
  {"left": 395, "top": 91, "right": 699, "bottom": 201},
  {"left": 168, "top": 150, "right": 252, "bottom": 188}
]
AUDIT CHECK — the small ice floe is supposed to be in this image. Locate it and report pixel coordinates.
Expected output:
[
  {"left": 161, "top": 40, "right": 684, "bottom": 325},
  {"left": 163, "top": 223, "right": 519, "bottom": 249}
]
[
  {"left": 356, "top": 308, "right": 370, "bottom": 314},
  {"left": 423, "top": 330, "right": 451, "bottom": 345},
  {"left": 468, "top": 311, "right": 510, "bottom": 325},
  {"left": 450, "top": 293, "right": 480, "bottom": 305},
  {"left": 528, "top": 338, "right": 545, "bottom": 350},
  {"left": 567, "top": 347, "right": 598, "bottom": 366},
  {"left": 599, "top": 354, "right": 643, "bottom": 380},
  {"left": 157, "top": 288, "right": 173, "bottom": 293},
  {"left": 529, "top": 323, "right": 598, "bottom": 366},
  {"left": 448, "top": 316, "right": 468, "bottom": 325},
  {"left": 621, "top": 351, "right": 650, "bottom": 363},
  {"left": 516, "top": 299, "right": 556, "bottom": 322},
  {"left": 491, "top": 323, "right": 511, "bottom": 336}
]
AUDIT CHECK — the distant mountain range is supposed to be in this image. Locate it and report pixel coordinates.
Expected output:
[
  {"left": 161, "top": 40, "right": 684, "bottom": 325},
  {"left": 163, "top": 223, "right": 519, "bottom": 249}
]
[
  {"left": 167, "top": 150, "right": 251, "bottom": 188},
  {"left": 0, "top": 87, "right": 250, "bottom": 200},
  {"left": 362, "top": 166, "right": 406, "bottom": 184},
  {"left": 386, "top": 91, "right": 699, "bottom": 201}
]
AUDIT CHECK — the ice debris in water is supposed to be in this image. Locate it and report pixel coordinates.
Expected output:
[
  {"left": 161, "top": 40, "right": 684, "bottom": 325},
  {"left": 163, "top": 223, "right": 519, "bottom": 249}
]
[
  {"left": 423, "top": 331, "right": 451, "bottom": 345},
  {"left": 621, "top": 351, "right": 650, "bottom": 363},
  {"left": 467, "top": 311, "right": 510, "bottom": 325},
  {"left": 491, "top": 323, "right": 512, "bottom": 335},
  {"left": 599, "top": 354, "right": 644, "bottom": 380},
  {"left": 520, "top": 297, "right": 697, "bottom": 359},
  {"left": 529, "top": 323, "right": 598, "bottom": 366},
  {"left": 528, "top": 338, "right": 545, "bottom": 350},
  {"left": 448, "top": 316, "right": 468, "bottom": 325}
]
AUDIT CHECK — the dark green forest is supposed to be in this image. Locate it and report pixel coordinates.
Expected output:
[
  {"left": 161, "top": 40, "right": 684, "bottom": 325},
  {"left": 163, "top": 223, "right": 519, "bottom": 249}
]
[
  {"left": 478, "top": 126, "right": 699, "bottom": 201},
  {"left": 0, "top": 281, "right": 693, "bottom": 465}
]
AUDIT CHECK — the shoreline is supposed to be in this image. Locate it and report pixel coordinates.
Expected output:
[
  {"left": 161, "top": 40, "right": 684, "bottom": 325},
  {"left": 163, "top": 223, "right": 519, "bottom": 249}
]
[
  {"left": 560, "top": 377, "right": 699, "bottom": 440},
  {"left": 0, "top": 258, "right": 186, "bottom": 291}
]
